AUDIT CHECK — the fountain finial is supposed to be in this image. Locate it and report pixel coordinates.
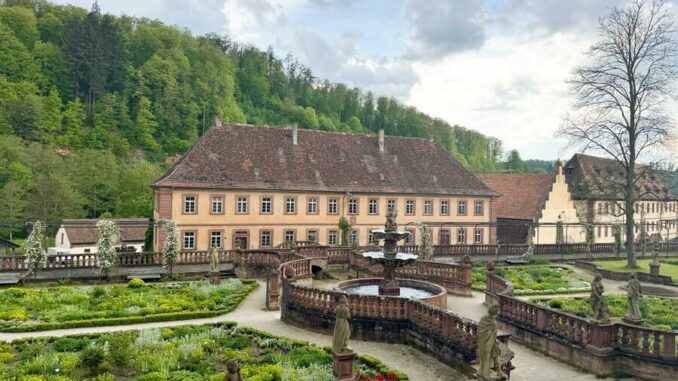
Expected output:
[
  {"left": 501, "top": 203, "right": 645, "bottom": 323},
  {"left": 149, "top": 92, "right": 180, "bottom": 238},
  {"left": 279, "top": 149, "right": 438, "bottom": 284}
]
[{"left": 385, "top": 206, "right": 398, "bottom": 231}]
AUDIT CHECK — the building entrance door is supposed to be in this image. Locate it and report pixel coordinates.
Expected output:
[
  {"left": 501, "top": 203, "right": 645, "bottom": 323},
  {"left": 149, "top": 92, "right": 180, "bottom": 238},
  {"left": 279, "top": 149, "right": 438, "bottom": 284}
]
[
  {"left": 234, "top": 231, "right": 249, "bottom": 249},
  {"left": 439, "top": 229, "right": 450, "bottom": 245}
]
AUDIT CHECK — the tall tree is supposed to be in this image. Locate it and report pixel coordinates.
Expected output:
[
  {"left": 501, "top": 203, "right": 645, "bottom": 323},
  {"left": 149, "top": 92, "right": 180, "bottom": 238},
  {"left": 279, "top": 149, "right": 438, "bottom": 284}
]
[{"left": 560, "top": 0, "right": 677, "bottom": 267}]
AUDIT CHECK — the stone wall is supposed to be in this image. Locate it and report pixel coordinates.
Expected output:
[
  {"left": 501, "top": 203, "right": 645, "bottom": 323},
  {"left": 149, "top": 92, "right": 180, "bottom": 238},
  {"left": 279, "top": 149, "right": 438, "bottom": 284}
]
[{"left": 574, "top": 261, "right": 674, "bottom": 285}]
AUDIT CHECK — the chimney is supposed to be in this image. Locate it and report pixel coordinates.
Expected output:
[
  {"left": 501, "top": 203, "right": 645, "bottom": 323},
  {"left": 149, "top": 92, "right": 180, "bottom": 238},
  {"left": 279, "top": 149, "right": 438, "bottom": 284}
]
[
  {"left": 292, "top": 123, "right": 298, "bottom": 145},
  {"left": 215, "top": 117, "right": 222, "bottom": 127},
  {"left": 378, "top": 129, "right": 384, "bottom": 152}
]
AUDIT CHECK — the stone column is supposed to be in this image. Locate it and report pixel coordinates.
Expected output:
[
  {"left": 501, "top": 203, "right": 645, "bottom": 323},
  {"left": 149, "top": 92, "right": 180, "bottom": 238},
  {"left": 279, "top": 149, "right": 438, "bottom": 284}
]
[{"left": 332, "top": 350, "right": 355, "bottom": 381}]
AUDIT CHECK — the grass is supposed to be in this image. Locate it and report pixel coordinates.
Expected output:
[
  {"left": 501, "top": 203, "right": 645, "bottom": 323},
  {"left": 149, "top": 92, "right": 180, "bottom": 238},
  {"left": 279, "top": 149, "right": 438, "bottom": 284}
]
[
  {"left": 530, "top": 295, "right": 678, "bottom": 331},
  {"left": 592, "top": 258, "right": 678, "bottom": 280},
  {"left": 473, "top": 265, "right": 591, "bottom": 295},
  {"left": 0, "top": 323, "right": 408, "bottom": 381},
  {"left": 0, "top": 279, "right": 257, "bottom": 332}
]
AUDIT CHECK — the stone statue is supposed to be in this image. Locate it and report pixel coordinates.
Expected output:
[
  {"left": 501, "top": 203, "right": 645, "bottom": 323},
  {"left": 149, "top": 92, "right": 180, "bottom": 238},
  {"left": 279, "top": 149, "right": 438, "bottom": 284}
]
[
  {"left": 478, "top": 305, "right": 503, "bottom": 380},
  {"left": 332, "top": 295, "right": 351, "bottom": 353},
  {"left": 209, "top": 247, "right": 220, "bottom": 273},
  {"left": 590, "top": 273, "right": 610, "bottom": 322},
  {"left": 385, "top": 207, "right": 398, "bottom": 231},
  {"left": 224, "top": 359, "right": 243, "bottom": 381},
  {"left": 624, "top": 273, "right": 642, "bottom": 323}
]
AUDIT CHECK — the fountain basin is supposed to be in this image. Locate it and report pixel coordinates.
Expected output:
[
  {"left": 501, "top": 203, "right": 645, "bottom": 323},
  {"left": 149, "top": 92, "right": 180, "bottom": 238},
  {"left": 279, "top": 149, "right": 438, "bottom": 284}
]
[{"left": 337, "top": 278, "right": 447, "bottom": 308}]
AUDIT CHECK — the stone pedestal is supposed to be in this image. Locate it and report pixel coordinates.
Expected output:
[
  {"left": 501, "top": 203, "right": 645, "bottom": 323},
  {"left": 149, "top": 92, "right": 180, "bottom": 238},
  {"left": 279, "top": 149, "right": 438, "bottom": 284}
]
[
  {"left": 649, "top": 261, "right": 660, "bottom": 276},
  {"left": 208, "top": 272, "right": 220, "bottom": 285},
  {"left": 332, "top": 350, "right": 355, "bottom": 381},
  {"left": 267, "top": 269, "right": 280, "bottom": 310}
]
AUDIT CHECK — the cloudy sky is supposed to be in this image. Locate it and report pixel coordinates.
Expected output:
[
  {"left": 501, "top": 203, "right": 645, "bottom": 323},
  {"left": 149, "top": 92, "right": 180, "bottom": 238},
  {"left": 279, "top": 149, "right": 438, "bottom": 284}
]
[{"left": 54, "top": 0, "right": 676, "bottom": 160}]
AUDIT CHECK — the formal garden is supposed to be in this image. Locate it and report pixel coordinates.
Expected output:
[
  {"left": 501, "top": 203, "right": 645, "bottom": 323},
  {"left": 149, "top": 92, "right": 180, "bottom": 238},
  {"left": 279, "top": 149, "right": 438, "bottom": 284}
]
[
  {"left": 0, "top": 323, "right": 406, "bottom": 381},
  {"left": 0, "top": 279, "right": 257, "bottom": 332},
  {"left": 472, "top": 264, "right": 591, "bottom": 295},
  {"left": 531, "top": 295, "right": 678, "bottom": 330},
  {"left": 591, "top": 258, "right": 678, "bottom": 280}
]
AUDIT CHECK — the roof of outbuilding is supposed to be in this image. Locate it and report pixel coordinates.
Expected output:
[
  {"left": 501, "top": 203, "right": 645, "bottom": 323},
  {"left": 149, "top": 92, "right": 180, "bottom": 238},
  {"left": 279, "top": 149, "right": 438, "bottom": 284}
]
[
  {"left": 154, "top": 124, "right": 497, "bottom": 197},
  {"left": 60, "top": 219, "right": 148, "bottom": 245},
  {"left": 476, "top": 173, "right": 555, "bottom": 221}
]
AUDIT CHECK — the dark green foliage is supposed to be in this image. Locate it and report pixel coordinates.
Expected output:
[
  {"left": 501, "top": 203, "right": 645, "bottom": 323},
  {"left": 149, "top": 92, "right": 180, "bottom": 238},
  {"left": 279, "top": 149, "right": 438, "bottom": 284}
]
[
  {"left": 288, "top": 346, "right": 332, "bottom": 367},
  {"left": 79, "top": 344, "right": 105, "bottom": 372},
  {"left": 53, "top": 337, "right": 89, "bottom": 352}
]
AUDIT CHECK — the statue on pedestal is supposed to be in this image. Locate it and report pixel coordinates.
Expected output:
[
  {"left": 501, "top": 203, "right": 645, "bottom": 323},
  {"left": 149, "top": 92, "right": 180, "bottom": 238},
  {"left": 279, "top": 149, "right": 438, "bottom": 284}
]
[
  {"left": 385, "top": 207, "right": 398, "bottom": 231},
  {"left": 478, "top": 305, "right": 504, "bottom": 380},
  {"left": 590, "top": 273, "right": 609, "bottom": 322},
  {"left": 209, "top": 247, "right": 220, "bottom": 285},
  {"left": 224, "top": 360, "right": 243, "bottom": 381},
  {"left": 624, "top": 273, "right": 643, "bottom": 324},
  {"left": 332, "top": 295, "right": 351, "bottom": 353}
]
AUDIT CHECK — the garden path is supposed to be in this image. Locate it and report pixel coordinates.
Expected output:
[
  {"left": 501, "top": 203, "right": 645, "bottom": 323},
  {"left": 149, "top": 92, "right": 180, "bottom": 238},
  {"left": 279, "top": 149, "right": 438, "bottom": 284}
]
[{"left": 0, "top": 280, "right": 636, "bottom": 381}]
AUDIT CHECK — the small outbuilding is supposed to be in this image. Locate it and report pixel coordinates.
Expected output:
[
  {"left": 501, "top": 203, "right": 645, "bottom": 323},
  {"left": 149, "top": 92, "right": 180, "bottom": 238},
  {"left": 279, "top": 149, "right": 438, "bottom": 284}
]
[
  {"left": 55, "top": 219, "right": 149, "bottom": 254},
  {"left": 0, "top": 238, "right": 19, "bottom": 256}
]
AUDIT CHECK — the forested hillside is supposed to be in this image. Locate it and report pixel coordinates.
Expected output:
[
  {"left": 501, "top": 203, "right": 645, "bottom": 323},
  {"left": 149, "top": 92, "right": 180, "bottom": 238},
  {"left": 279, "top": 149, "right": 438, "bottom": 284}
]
[{"left": 0, "top": 1, "right": 506, "bottom": 234}]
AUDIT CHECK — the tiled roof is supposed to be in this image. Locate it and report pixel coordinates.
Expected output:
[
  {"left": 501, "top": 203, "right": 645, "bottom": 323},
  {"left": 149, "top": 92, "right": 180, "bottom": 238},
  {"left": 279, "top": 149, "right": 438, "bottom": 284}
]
[
  {"left": 61, "top": 219, "right": 148, "bottom": 245},
  {"left": 154, "top": 124, "right": 497, "bottom": 196},
  {"left": 477, "top": 173, "right": 554, "bottom": 221},
  {"left": 564, "top": 154, "right": 673, "bottom": 200}
]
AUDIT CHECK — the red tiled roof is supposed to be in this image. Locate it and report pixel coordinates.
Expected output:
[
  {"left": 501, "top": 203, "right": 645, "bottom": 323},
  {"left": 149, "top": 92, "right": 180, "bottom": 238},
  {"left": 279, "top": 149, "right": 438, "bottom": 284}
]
[
  {"left": 154, "top": 124, "right": 497, "bottom": 197},
  {"left": 61, "top": 219, "right": 148, "bottom": 245},
  {"left": 476, "top": 174, "right": 554, "bottom": 221}
]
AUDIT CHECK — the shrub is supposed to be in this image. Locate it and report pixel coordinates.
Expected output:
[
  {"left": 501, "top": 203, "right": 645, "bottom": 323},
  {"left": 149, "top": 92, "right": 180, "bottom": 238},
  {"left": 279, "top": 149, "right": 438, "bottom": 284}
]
[
  {"left": 79, "top": 344, "right": 106, "bottom": 373},
  {"left": 288, "top": 346, "right": 331, "bottom": 367},
  {"left": 548, "top": 298, "right": 564, "bottom": 309},
  {"left": 169, "top": 370, "right": 202, "bottom": 381},
  {"left": 138, "top": 372, "right": 168, "bottom": 381},
  {"left": 128, "top": 278, "right": 146, "bottom": 288},
  {"left": 53, "top": 337, "right": 89, "bottom": 352}
]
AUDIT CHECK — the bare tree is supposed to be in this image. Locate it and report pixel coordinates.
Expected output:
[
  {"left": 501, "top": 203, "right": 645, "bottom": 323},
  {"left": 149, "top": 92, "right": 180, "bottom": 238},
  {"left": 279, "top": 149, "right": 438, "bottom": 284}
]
[{"left": 560, "top": 0, "right": 677, "bottom": 267}]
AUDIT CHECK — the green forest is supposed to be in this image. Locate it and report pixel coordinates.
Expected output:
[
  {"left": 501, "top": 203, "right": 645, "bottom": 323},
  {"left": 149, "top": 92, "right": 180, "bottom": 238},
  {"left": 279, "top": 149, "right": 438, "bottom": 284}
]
[{"left": 0, "top": 0, "right": 533, "bottom": 237}]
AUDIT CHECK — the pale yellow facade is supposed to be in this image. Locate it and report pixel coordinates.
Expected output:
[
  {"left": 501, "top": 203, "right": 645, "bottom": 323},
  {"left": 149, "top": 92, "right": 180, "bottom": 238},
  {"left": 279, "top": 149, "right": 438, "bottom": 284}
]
[
  {"left": 153, "top": 188, "right": 493, "bottom": 251},
  {"left": 585, "top": 199, "right": 678, "bottom": 243},
  {"left": 535, "top": 166, "right": 586, "bottom": 244}
]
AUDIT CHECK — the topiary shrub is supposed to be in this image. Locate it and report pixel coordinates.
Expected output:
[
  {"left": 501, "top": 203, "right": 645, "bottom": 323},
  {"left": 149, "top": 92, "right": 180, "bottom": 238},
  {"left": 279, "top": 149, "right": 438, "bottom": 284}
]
[
  {"left": 128, "top": 278, "right": 146, "bottom": 288},
  {"left": 548, "top": 298, "right": 564, "bottom": 309},
  {"left": 79, "top": 344, "right": 105, "bottom": 373}
]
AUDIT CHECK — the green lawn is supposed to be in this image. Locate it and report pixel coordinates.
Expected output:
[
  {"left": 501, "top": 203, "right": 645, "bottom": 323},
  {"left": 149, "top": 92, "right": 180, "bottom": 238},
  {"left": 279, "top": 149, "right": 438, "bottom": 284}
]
[
  {"left": 531, "top": 295, "right": 678, "bottom": 331},
  {"left": 0, "top": 279, "right": 257, "bottom": 332},
  {"left": 0, "top": 323, "right": 407, "bottom": 381},
  {"left": 473, "top": 265, "right": 591, "bottom": 295},
  {"left": 592, "top": 259, "right": 678, "bottom": 280}
]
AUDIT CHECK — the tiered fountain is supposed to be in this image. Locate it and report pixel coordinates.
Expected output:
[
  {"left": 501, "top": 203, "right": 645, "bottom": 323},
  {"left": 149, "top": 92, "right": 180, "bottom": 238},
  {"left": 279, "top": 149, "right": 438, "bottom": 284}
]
[{"left": 337, "top": 208, "right": 447, "bottom": 305}]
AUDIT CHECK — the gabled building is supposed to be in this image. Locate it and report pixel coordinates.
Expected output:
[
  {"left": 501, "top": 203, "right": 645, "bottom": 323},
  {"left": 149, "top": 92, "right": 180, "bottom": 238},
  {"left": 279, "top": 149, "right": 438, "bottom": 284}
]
[
  {"left": 0, "top": 238, "right": 18, "bottom": 256},
  {"left": 152, "top": 123, "right": 497, "bottom": 251},
  {"left": 478, "top": 163, "right": 584, "bottom": 244},
  {"left": 55, "top": 219, "right": 149, "bottom": 254}
]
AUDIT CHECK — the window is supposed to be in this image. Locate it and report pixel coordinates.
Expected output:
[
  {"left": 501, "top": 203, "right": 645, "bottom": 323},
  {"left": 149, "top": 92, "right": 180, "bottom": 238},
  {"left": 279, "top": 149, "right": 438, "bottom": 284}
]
[
  {"left": 440, "top": 200, "right": 450, "bottom": 216},
  {"left": 423, "top": 200, "right": 433, "bottom": 216},
  {"left": 60, "top": 233, "right": 64, "bottom": 245},
  {"left": 285, "top": 196, "right": 296, "bottom": 214},
  {"left": 604, "top": 225, "right": 608, "bottom": 237},
  {"left": 84, "top": 248, "right": 91, "bottom": 253},
  {"left": 598, "top": 203, "right": 603, "bottom": 215},
  {"left": 211, "top": 195, "right": 224, "bottom": 214},
  {"left": 457, "top": 200, "right": 467, "bottom": 215},
  {"left": 328, "top": 230, "right": 338, "bottom": 246},
  {"left": 210, "top": 231, "right": 222, "bottom": 248},
  {"left": 604, "top": 203, "right": 609, "bottom": 214},
  {"left": 474, "top": 200, "right": 484, "bottom": 216},
  {"left": 236, "top": 196, "right": 248, "bottom": 214},
  {"left": 387, "top": 199, "right": 397, "bottom": 213},
  {"left": 368, "top": 230, "right": 377, "bottom": 245},
  {"left": 260, "top": 196, "right": 272, "bottom": 214},
  {"left": 284, "top": 230, "right": 296, "bottom": 243},
  {"left": 368, "top": 199, "right": 379, "bottom": 215},
  {"left": 183, "top": 231, "right": 195, "bottom": 250},
  {"left": 307, "top": 197, "right": 318, "bottom": 214},
  {"left": 349, "top": 230, "right": 358, "bottom": 246},
  {"left": 348, "top": 199, "right": 358, "bottom": 215},
  {"left": 260, "top": 230, "right": 272, "bottom": 247},
  {"left": 328, "top": 198, "right": 338, "bottom": 215},
  {"left": 307, "top": 230, "right": 318, "bottom": 243},
  {"left": 474, "top": 228, "right": 483, "bottom": 244},
  {"left": 457, "top": 228, "right": 466, "bottom": 244},
  {"left": 405, "top": 200, "right": 415, "bottom": 215},
  {"left": 597, "top": 225, "right": 601, "bottom": 237},
  {"left": 405, "top": 229, "right": 415, "bottom": 244},
  {"left": 184, "top": 196, "right": 196, "bottom": 214}
]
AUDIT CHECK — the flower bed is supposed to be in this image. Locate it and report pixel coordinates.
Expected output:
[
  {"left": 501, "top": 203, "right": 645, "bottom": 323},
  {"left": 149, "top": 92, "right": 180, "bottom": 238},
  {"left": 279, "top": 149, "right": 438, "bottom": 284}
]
[
  {"left": 473, "top": 265, "right": 591, "bottom": 295},
  {"left": 0, "top": 279, "right": 257, "bottom": 332},
  {"left": 0, "top": 323, "right": 407, "bottom": 380},
  {"left": 530, "top": 295, "right": 678, "bottom": 330}
]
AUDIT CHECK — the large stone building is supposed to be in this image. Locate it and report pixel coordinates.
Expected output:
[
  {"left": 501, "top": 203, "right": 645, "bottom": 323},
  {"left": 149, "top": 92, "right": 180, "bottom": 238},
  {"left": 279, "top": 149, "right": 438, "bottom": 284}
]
[
  {"left": 152, "top": 123, "right": 497, "bottom": 251},
  {"left": 564, "top": 154, "right": 678, "bottom": 243},
  {"left": 478, "top": 163, "right": 584, "bottom": 244}
]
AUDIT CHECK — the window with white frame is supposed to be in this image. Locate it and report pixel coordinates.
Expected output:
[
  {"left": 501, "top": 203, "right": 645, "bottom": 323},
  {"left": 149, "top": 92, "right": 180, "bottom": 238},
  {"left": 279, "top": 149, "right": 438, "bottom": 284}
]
[
  {"left": 368, "top": 199, "right": 378, "bottom": 215},
  {"left": 307, "top": 230, "right": 318, "bottom": 243},
  {"left": 236, "top": 196, "right": 248, "bottom": 214},
  {"left": 474, "top": 200, "right": 484, "bottom": 216},
  {"left": 387, "top": 199, "right": 397, "bottom": 213},
  {"left": 457, "top": 200, "right": 467, "bottom": 215},
  {"left": 405, "top": 229, "right": 415, "bottom": 244},
  {"left": 440, "top": 200, "right": 449, "bottom": 215},
  {"left": 457, "top": 228, "right": 466, "bottom": 244},
  {"left": 474, "top": 228, "right": 482, "bottom": 244},
  {"left": 349, "top": 230, "right": 358, "bottom": 245},
  {"left": 260, "top": 197, "right": 272, "bottom": 214},
  {"left": 210, "top": 231, "right": 222, "bottom": 248},
  {"left": 211, "top": 196, "right": 223, "bottom": 214},
  {"left": 328, "top": 230, "right": 338, "bottom": 246},
  {"left": 285, "top": 197, "right": 296, "bottom": 214},
  {"left": 405, "top": 200, "right": 415, "bottom": 215},
  {"left": 423, "top": 200, "right": 433, "bottom": 216},
  {"left": 183, "top": 231, "right": 195, "bottom": 249},
  {"left": 368, "top": 230, "right": 377, "bottom": 245},
  {"left": 260, "top": 230, "right": 272, "bottom": 247},
  {"left": 184, "top": 196, "right": 196, "bottom": 214},
  {"left": 328, "top": 198, "right": 338, "bottom": 214},
  {"left": 348, "top": 199, "right": 358, "bottom": 215},
  {"left": 307, "top": 197, "right": 318, "bottom": 214},
  {"left": 284, "top": 230, "right": 295, "bottom": 242}
]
